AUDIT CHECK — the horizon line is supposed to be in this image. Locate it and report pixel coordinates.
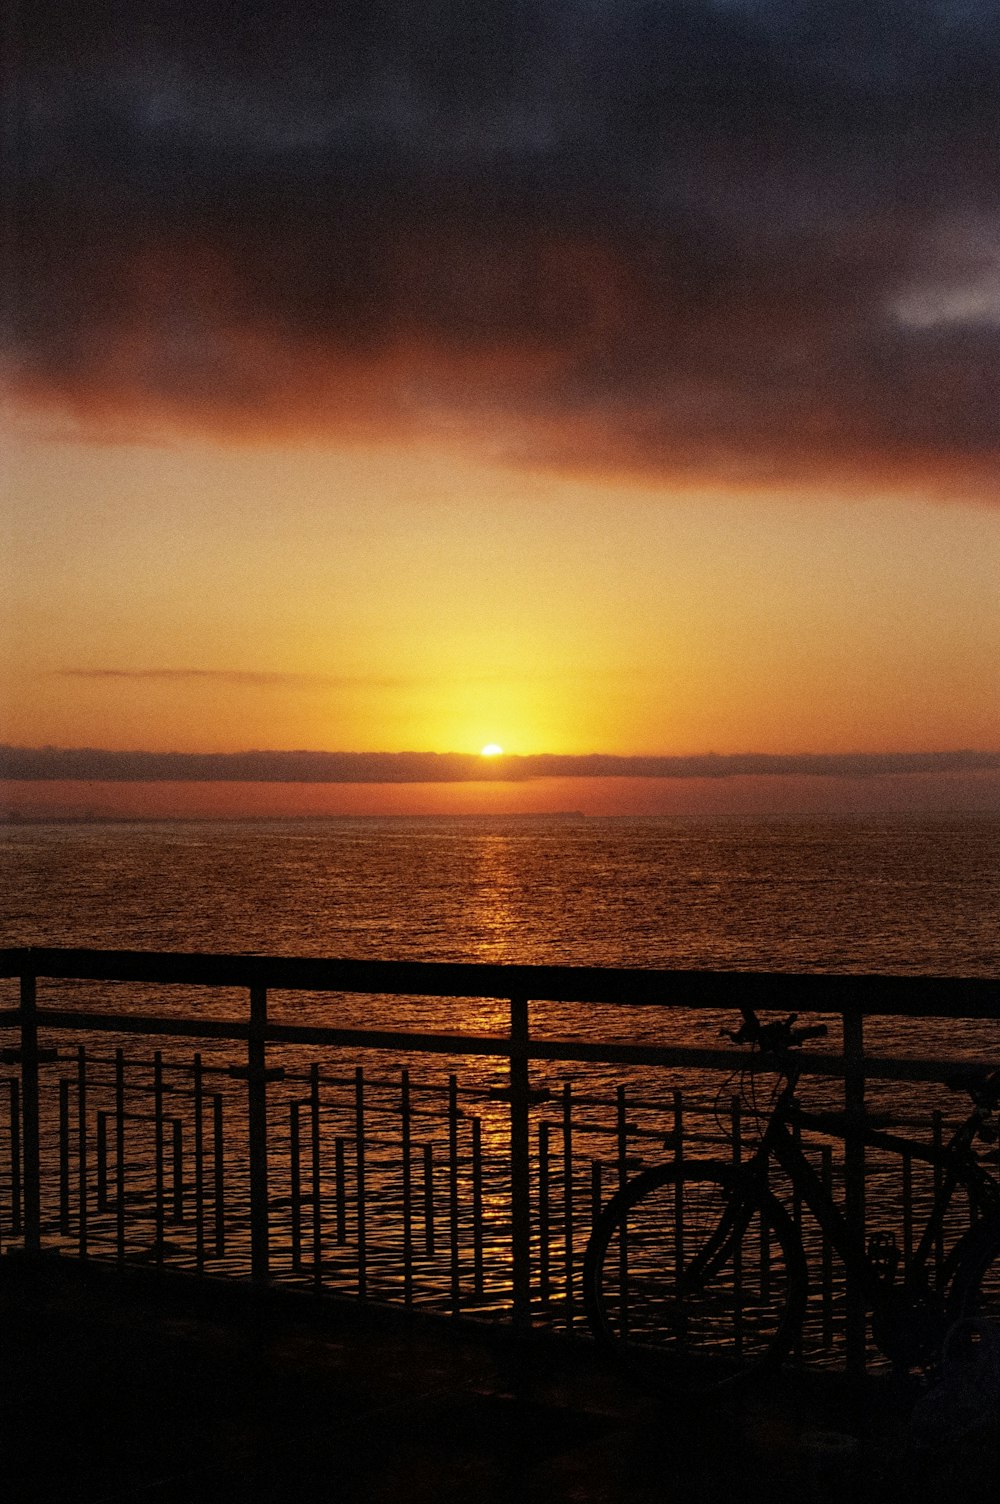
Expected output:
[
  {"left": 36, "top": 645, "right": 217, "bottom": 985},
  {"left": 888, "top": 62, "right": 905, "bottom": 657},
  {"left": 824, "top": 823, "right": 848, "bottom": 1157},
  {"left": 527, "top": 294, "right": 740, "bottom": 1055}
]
[{"left": 3, "top": 746, "right": 1000, "bottom": 784}]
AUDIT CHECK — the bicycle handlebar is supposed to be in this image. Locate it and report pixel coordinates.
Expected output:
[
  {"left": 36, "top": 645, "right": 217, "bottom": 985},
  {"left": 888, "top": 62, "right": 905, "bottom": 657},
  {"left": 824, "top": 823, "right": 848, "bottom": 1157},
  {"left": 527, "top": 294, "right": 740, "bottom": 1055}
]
[
  {"left": 720, "top": 1008, "right": 828, "bottom": 1054},
  {"left": 725, "top": 1012, "right": 997, "bottom": 1106}
]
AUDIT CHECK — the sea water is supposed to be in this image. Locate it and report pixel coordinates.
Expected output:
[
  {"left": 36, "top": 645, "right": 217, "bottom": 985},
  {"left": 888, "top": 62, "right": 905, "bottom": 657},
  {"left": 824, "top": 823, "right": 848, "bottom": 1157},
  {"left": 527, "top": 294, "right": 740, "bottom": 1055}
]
[{"left": 3, "top": 811, "right": 998, "bottom": 974}]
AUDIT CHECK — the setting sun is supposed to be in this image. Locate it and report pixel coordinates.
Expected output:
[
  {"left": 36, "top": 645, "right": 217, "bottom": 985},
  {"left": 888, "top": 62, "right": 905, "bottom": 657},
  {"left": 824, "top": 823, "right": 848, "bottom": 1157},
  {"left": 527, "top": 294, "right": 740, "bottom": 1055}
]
[{"left": 480, "top": 744, "right": 504, "bottom": 757}]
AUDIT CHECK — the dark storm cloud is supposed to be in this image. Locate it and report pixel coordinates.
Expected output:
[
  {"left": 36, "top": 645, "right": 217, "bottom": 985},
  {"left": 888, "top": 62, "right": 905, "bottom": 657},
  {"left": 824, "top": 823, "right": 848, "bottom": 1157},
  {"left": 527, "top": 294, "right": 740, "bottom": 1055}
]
[
  {"left": 8, "top": 2, "right": 1000, "bottom": 494},
  {"left": 4, "top": 746, "right": 1000, "bottom": 784}
]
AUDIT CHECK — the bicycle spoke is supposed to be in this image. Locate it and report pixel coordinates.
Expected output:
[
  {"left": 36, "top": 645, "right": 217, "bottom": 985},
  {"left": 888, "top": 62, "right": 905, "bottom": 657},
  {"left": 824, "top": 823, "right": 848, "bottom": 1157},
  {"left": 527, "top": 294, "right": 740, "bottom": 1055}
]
[{"left": 585, "top": 1165, "right": 806, "bottom": 1390}]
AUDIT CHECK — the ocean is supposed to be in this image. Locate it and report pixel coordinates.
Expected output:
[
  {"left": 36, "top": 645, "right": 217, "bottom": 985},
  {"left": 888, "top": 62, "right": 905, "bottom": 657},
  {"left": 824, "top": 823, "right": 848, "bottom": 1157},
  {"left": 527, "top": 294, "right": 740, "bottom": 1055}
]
[{"left": 4, "top": 811, "right": 998, "bottom": 975}]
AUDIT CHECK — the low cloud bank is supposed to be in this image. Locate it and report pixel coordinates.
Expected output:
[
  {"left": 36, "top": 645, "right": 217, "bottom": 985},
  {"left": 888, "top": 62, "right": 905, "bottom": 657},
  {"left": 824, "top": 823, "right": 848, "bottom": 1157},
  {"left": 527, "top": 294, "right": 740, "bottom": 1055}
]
[{"left": 4, "top": 747, "right": 999, "bottom": 785}]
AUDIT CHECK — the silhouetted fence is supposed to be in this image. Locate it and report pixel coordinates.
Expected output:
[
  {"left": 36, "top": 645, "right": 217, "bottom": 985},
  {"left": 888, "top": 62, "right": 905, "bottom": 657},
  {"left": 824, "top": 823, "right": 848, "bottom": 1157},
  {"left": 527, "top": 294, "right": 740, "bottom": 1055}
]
[{"left": 1, "top": 948, "right": 998, "bottom": 1372}]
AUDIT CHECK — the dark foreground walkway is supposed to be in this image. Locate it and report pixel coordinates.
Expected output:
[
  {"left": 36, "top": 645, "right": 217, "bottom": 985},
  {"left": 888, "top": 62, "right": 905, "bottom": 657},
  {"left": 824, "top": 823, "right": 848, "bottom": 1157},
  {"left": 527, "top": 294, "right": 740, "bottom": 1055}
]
[{"left": 1, "top": 1257, "right": 997, "bottom": 1504}]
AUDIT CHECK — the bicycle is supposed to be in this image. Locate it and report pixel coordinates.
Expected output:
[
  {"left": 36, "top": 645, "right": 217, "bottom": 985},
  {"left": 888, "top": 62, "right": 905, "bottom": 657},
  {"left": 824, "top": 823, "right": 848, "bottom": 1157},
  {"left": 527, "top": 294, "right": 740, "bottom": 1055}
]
[{"left": 582, "top": 1007, "right": 1000, "bottom": 1395}]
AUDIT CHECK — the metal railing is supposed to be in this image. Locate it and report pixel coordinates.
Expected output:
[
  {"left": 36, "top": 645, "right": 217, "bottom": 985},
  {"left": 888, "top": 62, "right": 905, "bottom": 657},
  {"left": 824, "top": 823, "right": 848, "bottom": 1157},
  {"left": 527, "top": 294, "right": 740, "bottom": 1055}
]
[{"left": 1, "top": 947, "right": 998, "bottom": 1370}]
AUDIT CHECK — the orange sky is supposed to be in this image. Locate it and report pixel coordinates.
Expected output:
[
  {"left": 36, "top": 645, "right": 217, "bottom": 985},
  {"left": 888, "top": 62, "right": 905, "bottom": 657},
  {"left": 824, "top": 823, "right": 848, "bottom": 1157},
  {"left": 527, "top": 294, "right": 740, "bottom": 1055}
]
[{"left": 3, "top": 422, "right": 1000, "bottom": 818}]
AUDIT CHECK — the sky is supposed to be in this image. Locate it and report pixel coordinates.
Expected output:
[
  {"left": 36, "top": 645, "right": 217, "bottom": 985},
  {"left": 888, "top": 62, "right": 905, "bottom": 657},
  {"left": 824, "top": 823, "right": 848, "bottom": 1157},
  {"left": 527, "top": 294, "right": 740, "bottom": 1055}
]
[{"left": 2, "top": 0, "right": 999, "bottom": 817}]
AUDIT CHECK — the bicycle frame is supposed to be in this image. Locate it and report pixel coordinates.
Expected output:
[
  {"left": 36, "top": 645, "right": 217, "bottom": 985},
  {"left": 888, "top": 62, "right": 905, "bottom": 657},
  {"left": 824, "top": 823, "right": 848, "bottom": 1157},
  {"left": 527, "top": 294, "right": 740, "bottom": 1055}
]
[
  {"left": 729, "top": 1059, "right": 1000, "bottom": 1319},
  {"left": 583, "top": 1028, "right": 1000, "bottom": 1387}
]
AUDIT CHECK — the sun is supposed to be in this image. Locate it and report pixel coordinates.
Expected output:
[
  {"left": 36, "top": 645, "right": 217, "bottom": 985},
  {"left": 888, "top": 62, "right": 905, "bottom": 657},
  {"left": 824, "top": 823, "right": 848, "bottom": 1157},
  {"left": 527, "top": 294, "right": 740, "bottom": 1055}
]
[{"left": 480, "top": 743, "right": 504, "bottom": 757}]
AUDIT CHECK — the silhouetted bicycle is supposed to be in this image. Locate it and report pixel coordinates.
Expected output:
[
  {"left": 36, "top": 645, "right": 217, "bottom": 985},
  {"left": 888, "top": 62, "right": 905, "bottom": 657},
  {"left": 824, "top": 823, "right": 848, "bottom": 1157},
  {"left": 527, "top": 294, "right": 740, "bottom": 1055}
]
[{"left": 583, "top": 1008, "right": 1000, "bottom": 1395}]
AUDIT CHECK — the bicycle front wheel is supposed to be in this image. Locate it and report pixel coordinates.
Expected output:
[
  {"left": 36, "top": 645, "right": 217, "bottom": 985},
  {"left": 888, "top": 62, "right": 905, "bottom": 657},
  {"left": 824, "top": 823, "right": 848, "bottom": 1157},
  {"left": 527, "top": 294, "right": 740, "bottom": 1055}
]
[{"left": 582, "top": 1163, "right": 807, "bottom": 1393}]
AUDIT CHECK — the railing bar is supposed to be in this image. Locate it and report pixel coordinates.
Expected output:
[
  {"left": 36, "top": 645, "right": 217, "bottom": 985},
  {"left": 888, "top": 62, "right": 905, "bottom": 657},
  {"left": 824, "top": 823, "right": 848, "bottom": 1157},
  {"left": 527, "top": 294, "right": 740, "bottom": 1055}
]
[
  {"left": 821, "top": 1145, "right": 834, "bottom": 1350},
  {"left": 472, "top": 1116, "right": 484, "bottom": 1299},
  {"left": 355, "top": 1066, "right": 367, "bottom": 1299},
  {"left": 9, "top": 1078, "right": 22, "bottom": 1237},
  {"left": 153, "top": 1052, "right": 164, "bottom": 1263},
  {"left": 247, "top": 985, "right": 270, "bottom": 1283},
  {"left": 172, "top": 1118, "right": 183, "bottom": 1224},
  {"left": 616, "top": 1085, "right": 628, "bottom": 1341},
  {"left": 9, "top": 947, "right": 998, "bottom": 1017},
  {"left": 58, "top": 1079, "right": 70, "bottom": 1235},
  {"left": 902, "top": 1150, "right": 913, "bottom": 1268},
  {"left": 448, "top": 1074, "right": 460, "bottom": 1316},
  {"left": 76, "top": 1046, "right": 87, "bottom": 1257},
  {"left": 20, "top": 974, "right": 41, "bottom": 1254},
  {"left": 310, "top": 1062, "right": 322, "bottom": 1292},
  {"left": 792, "top": 1113, "right": 803, "bottom": 1233},
  {"left": 932, "top": 1111, "right": 944, "bottom": 1286},
  {"left": 115, "top": 1048, "right": 126, "bottom": 1261},
  {"left": 731, "top": 1095, "right": 743, "bottom": 1357},
  {"left": 509, "top": 992, "right": 531, "bottom": 1329},
  {"left": 673, "top": 1089, "right": 684, "bottom": 1284},
  {"left": 423, "top": 1143, "right": 435, "bottom": 1258},
  {"left": 194, "top": 1052, "right": 204, "bottom": 1274},
  {"left": 842, "top": 1010, "right": 866, "bottom": 1377},
  {"left": 401, "top": 1069, "right": 413, "bottom": 1306},
  {"left": 273, "top": 1024, "right": 508, "bottom": 1056},
  {"left": 290, "top": 1102, "right": 302, "bottom": 1270},
  {"left": 23, "top": 1007, "right": 1000, "bottom": 1086},
  {"left": 213, "top": 1093, "right": 225, "bottom": 1259},
  {"left": 335, "top": 1137, "right": 347, "bottom": 1246},
  {"left": 562, "top": 1082, "right": 574, "bottom": 1320},
  {"left": 538, "top": 1121, "right": 550, "bottom": 1309},
  {"left": 96, "top": 1110, "right": 108, "bottom": 1213}
]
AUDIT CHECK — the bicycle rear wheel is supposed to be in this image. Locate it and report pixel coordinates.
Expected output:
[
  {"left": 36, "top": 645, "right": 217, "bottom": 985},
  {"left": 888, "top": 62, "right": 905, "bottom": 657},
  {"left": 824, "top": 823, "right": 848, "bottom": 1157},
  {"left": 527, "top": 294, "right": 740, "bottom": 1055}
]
[
  {"left": 947, "top": 1214, "right": 1000, "bottom": 1339},
  {"left": 583, "top": 1163, "right": 807, "bottom": 1393}
]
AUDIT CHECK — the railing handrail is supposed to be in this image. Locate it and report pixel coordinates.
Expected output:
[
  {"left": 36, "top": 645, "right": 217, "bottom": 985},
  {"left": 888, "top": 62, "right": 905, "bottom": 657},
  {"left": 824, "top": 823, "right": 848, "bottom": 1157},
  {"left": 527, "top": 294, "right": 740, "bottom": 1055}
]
[{"left": 2, "top": 946, "right": 999, "bottom": 1018}]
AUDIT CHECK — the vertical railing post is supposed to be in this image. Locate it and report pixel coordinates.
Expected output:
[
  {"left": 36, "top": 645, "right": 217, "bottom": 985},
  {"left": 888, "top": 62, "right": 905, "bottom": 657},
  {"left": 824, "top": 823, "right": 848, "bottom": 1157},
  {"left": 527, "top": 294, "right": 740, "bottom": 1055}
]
[
  {"left": 153, "top": 1052, "right": 163, "bottom": 1263},
  {"left": 447, "top": 1073, "right": 461, "bottom": 1315},
  {"left": 538, "top": 1121, "right": 550, "bottom": 1308},
  {"left": 562, "top": 1082, "right": 574, "bottom": 1320},
  {"left": 213, "top": 1093, "right": 226, "bottom": 1259},
  {"left": 509, "top": 991, "right": 532, "bottom": 1329},
  {"left": 355, "top": 1066, "right": 367, "bottom": 1299},
  {"left": 114, "top": 1048, "right": 126, "bottom": 1260},
  {"left": 248, "top": 984, "right": 270, "bottom": 1283},
  {"left": 193, "top": 1052, "right": 205, "bottom": 1273},
  {"left": 310, "top": 1062, "right": 322, "bottom": 1291},
  {"left": 58, "top": 1078, "right": 71, "bottom": 1235},
  {"left": 842, "top": 1007, "right": 867, "bottom": 1378},
  {"left": 472, "top": 1116, "right": 484, "bottom": 1299},
  {"left": 289, "top": 1102, "right": 302, "bottom": 1269},
  {"left": 401, "top": 1069, "right": 413, "bottom": 1305},
  {"left": 20, "top": 972, "right": 41, "bottom": 1255},
  {"left": 77, "top": 1045, "right": 88, "bottom": 1258}
]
